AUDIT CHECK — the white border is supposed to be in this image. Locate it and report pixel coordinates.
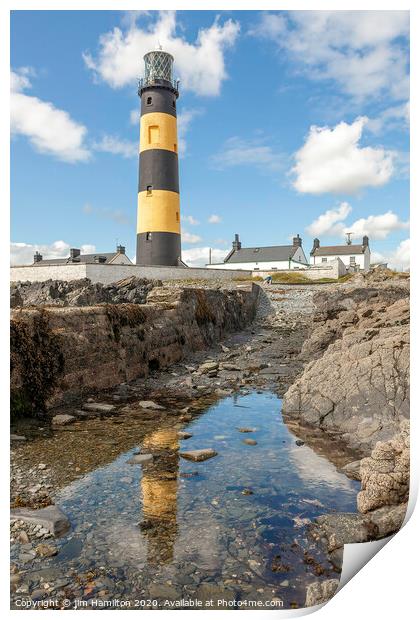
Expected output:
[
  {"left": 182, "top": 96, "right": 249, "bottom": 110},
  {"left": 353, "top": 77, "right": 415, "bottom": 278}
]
[{"left": 2, "top": 1, "right": 417, "bottom": 619}]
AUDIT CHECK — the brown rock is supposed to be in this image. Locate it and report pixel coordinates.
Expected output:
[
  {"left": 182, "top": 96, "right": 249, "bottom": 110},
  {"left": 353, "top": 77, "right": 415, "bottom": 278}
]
[{"left": 179, "top": 449, "right": 217, "bottom": 462}]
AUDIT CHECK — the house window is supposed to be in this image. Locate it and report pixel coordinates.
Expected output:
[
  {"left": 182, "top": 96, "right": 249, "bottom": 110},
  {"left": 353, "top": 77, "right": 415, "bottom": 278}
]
[
  {"left": 148, "top": 125, "right": 160, "bottom": 144},
  {"left": 271, "top": 267, "right": 278, "bottom": 271},
  {"left": 146, "top": 185, "right": 153, "bottom": 196},
  {"left": 322, "top": 257, "right": 327, "bottom": 263},
  {"left": 146, "top": 96, "right": 152, "bottom": 105},
  {"left": 254, "top": 267, "right": 260, "bottom": 271},
  {"left": 146, "top": 232, "right": 152, "bottom": 241},
  {"left": 350, "top": 256, "right": 356, "bottom": 264}
]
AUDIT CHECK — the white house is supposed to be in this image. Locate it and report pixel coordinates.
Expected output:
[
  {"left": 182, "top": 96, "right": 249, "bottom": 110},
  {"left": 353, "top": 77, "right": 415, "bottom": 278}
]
[
  {"left": 310, "top": 236, "right": 371, "bottom": 271},
  {"left": 32, "top": 244, "right": 133, "bottom": 266},
  {"left": 208, "top": 234, "right": 309, "bottom": 271}
]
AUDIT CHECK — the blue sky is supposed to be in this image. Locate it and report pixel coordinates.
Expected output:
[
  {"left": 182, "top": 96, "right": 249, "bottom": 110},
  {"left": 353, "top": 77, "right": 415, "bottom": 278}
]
[{"left": 10, "top": 10, "right": 410, "bottom": 267}]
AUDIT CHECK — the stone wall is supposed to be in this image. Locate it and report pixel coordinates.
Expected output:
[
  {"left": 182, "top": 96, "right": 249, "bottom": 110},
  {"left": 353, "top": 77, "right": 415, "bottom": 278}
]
[
  {"left": 10, "top": 284, "right": 259, "bottom": 414},
  {"left": 256, "top": 258, "right": 347, "bottom": 281},
  {"left": 10, "top": 263, "right": 252, "bottom": 285}
]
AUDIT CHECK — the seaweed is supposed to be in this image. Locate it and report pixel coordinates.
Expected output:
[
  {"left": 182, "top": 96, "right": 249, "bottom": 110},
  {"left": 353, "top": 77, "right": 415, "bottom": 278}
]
[{"left": 10, "top": 310, "right": 64, "bottom": 418}]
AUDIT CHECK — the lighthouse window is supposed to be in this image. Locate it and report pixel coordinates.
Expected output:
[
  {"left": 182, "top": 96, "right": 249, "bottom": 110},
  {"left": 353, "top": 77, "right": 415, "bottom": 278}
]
[
  {"left": 146, "top": 96, "right": 152, "bottom": 105},
  {"left": 176, "top": 211, "right": 179, "bottom": 222},
  {"left": 172, "top": 100, "right": 176, "bottom": 107},
  {"left": 174, "top": 143, "right": 177, "bottom": 153},
  {"left": 146, "top": 232, "right": 152, "bottom": 241},
  {"left": 146, "top": 185, "right": 153, "bottom": 195},
  {"left": 148, "top": 125, "right": 160, "bottom": 144}
]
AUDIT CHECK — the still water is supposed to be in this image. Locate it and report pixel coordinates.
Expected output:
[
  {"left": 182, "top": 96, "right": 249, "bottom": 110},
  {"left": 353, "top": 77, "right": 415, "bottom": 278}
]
[{"left": 29, "top": 392, "right": 360, "bottom": 607}]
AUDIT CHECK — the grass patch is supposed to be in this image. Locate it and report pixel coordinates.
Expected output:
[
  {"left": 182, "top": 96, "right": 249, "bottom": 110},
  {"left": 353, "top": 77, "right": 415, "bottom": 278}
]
[
  {"left": 270, "top": 272, "right": 312, "bottom": 284},
  {"left": 233, "top": 275, "right": 263, "bottom": 282}
]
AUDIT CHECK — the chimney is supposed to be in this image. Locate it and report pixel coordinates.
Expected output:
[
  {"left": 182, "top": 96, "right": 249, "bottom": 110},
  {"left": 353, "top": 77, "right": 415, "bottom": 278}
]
[
  {"left": 293, "top": 234, "right": 302, "bottom": 247},
  {"left": 362, "top": 235, "right": 369, "bottom": 247},
  {"left": 312, "top": 238, "right": 320, "bottom": 253},
  {"left": 116, "top": 244, "right": 126, "bottom": 254},
  {"left": 33, "top": 251, "right": 43, "bottom": 263},
  {"left": 70, "top": 248, "right": 81, "bottom": 261},
  {"left": 232, "top": 234, "right": 241, "bottom": 251}
]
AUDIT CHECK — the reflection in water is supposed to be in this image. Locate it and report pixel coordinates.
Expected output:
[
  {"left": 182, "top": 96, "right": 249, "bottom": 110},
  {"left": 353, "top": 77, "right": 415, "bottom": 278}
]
[
  {"left": 140, "top": 428, "right": 180, "bottom": 565},
  {"left": 13, "top": 392, "right": 361, "bottom": 607}
]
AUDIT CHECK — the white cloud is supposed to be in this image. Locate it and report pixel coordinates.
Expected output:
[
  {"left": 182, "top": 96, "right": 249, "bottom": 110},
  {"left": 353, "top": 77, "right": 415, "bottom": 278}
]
[
  {"left": 208, "top": 214, "right": 222, "bottom": 224},
  {"left": 11, "top": 69, "right": 90, "bottom": 163},
  {"left": 10, "top": 241, "right": 96, "bottom": 266},
  {"left": 177, "top": 108, "right": 202, "bottom": 156},
  {"left": 253, "top": 11, "right": 409, "bottom": 102},
  {"left": 390, "top": 238, "right": 410, "bottom": 270},
  {"left": 83, "top": 11, "right": 239, "bottom": 96},
  {"left": 182, "top": 246, "right": 228, "bottom": 267},
  {"left": 371, "top": 239, "right": 410, "bottom": 270},
  {"left": 306, "top": 203, "right": 408, "bottom": 241},
  {"left": 182, "top": 231, "right": 202, "bottom": 244},
  {"left": 292, "top": 117, "right": 394, "bottom": 195},
  {"left": 93, "top": 134, "right": 138, "bottom": 159},
  {"left": 182, "top": 215, "right": 200, "bottom": 226},
  {"left": 211, "top": 136, "right": 285, "bottom": 172},
  {"left": 366, "top": 101, "right": 410, "bottom": 135},
  {"left": 130, "top": 108, "right": 139, "bottom": 125},
  {"left": 306, "top": 202, "right": 351, "bottom": 237},
  {"left": 350, "top": 211, "right": 409, "bottom": 240}
]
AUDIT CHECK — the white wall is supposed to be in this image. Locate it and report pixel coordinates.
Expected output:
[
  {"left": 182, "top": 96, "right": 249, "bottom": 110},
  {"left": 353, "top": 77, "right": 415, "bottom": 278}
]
[
  {"left": 109, "top": 254, "right": 133, "bottom": 265},
  {"left": 292, "top": 246, "right": 308, "bottom": 264},
  {"left": 208, "top": 246, "right": 309, "bottom": 272},
  {"left": 313, "top": 252, "right": 369, "bottom": 271},
  {"left": 208, "top": 259, "right": 308, "bottom": 271},
  {"left": 257, "top": 258, "right": 347, "bottom": 280},
  {"left": 10, "top": 263, "right": 253, "bottom": 285}
]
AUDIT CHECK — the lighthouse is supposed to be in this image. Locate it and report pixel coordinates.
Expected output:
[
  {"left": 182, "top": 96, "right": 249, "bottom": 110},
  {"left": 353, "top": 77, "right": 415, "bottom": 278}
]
[{"left": 136, "top": 49, "right": 181, "bottom": 265}]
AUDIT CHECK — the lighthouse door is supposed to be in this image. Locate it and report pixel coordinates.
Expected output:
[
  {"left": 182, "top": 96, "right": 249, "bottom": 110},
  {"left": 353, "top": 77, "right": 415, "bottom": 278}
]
[{"left": 143, "top": 232, "right": 153, "bottom": 263}]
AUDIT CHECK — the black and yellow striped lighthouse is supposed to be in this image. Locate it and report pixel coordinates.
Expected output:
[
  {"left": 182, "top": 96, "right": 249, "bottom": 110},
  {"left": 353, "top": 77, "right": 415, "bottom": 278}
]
[{"left": 136, "top": 49, "right": 181, "bottom": 265}]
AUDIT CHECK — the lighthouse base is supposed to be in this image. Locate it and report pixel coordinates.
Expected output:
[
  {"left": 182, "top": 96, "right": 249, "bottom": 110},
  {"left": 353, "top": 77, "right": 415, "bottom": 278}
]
[{"left": 136, "top": 232, "right": 181, "bottom": 266}]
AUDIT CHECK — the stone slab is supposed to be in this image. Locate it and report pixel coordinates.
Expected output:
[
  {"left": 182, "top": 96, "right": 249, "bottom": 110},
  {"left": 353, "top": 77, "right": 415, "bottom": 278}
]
[
  {"left": 10, "top": 505, "right": 70, "bottom": 537},
  {"left": 179, "top": 449, "right": 217, "bottom": 462}
]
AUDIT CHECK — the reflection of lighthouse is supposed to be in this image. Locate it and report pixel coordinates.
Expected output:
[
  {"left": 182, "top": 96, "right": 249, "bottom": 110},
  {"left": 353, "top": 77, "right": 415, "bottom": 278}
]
[
  {"left": 136, "top": 49, "right": 181, "bottom": 266},
  {"left": 140, "top": 427, "right": 179, "bottom": 565}
]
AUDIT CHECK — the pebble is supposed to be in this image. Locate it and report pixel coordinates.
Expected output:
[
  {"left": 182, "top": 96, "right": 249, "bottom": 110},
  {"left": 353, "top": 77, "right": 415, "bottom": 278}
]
[{"left": 138, "top": 400, "right": 165, "bottom": 410}]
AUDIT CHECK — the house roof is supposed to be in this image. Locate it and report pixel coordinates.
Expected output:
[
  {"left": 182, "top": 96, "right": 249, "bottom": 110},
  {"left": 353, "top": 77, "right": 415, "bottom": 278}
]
[
  {"left": 311, "top": 244, "right": 367, "bottom": 257},
  {"left": 225, "top": 245, "right": 303, "bottom": 264},
  {"left": 34, "top": 252, "right": 128, "bottom": 266}
]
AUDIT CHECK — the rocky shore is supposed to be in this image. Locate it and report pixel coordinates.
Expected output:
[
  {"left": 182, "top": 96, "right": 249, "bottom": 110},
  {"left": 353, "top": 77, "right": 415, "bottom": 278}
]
[
  {"left": 282, "top": 270, "right": 410, "bottom": 601},
  {"left": 10, "top": 272, "right": 410, "bottom": 609}
]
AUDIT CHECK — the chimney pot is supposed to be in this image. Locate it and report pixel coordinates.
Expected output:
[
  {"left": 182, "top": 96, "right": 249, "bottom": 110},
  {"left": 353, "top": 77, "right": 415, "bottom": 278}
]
[
  {"left": 116, "top": 244, "right": 126, "bottom": 254},
  {"left": 293, "top": 234, "right": 302, "bottom": 247},
  {"left": 70, "top": 248, "right": 81, "bottom": 260},
  {"left": 232, "top": 234, "right": 241, "bottom": 251}
]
